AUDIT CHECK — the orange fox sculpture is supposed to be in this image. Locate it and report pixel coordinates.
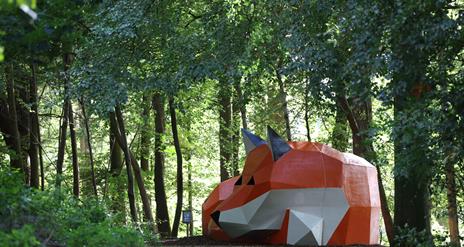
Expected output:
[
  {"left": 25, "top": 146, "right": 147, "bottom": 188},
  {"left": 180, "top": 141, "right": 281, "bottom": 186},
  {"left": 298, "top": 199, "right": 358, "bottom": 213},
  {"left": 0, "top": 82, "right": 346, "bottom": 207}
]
[{"left": 202, "top": 127, "right": 380, "bottom": 246}]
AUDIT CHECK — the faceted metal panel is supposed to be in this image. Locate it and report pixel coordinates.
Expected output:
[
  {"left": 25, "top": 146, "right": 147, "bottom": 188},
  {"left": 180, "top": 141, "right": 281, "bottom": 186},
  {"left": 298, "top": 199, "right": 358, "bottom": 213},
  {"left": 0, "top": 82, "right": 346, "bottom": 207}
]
[
  {"left": 241, "top": 128, "right": 267, "bottom": 155},
  {"left": 287, "top": 210, "right": 322, "bottom": 245},
  {"left": 202, "top": 129, "right": 380, "bottom": 246},
  {"left": 218, "top": 188, "right": 348, "bottom": 245}
]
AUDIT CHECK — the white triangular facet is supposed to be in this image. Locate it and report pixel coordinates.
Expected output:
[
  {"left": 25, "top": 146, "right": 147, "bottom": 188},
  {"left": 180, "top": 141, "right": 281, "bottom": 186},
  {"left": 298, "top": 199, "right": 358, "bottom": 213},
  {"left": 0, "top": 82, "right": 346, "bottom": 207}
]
[
  {"left": 321, "top": 188, "right": 349, "bottom": 244},
  {"left": 287, "top": 210, "right": 323, "bottom": 246},
  {"left": 220, "top": 206, "right": 247, "bottom": 225},
  {"left": 241, "top": 192, "right": 268, "bottom": 221}
]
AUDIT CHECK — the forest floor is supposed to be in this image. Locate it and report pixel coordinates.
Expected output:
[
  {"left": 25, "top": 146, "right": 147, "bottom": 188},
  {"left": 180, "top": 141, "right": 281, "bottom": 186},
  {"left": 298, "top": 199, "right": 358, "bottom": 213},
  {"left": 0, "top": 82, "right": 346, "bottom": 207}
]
[{"left": 162, "top": 236, "right": 386, "bottom": 246}]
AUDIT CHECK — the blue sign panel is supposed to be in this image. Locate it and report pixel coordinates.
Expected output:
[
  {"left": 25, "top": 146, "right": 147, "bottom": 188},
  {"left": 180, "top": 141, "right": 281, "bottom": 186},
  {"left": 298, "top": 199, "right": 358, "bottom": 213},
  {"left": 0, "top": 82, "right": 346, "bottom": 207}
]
[{"left": 182, "top": 210, "right": 192, "bottom": 223}]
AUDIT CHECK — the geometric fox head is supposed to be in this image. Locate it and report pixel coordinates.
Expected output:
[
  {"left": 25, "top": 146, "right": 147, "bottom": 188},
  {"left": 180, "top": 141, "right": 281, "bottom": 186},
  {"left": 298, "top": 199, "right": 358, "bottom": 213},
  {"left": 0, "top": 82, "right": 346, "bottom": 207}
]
[{"left": 202, "top": 127, "right": 380, "bottom": 246}]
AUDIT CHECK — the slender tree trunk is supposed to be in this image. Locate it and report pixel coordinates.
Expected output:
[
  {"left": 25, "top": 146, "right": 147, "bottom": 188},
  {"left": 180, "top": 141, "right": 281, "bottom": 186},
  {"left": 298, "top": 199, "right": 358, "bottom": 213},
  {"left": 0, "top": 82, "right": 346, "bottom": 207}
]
[
  {"left": 109, "top": 110, "right": 138, "bottom": 223},
  {"left": 127, "top": 150, "right": 156, "bottom": 232},
  {"left": 80, "top": 99, "right": 98, "bottom": 197},
  {"left": 5, "top": 64, "right": 25, "bottom": 176},
  {"left": 110, "top": 117, "right": 124, "bottom": 176},
  {"left": 445, "top": 161, "right": 460, "bottom": 246},
  {"left": 140, "top": 94, "right": 151, "bottom": 171},
  {"left": 152, "top": 93, "right": 171, "bottom": 237},
  {"left": 109, "top": 115, "right": 126, "bottom": 223},
  {"left": 231, "top": 82, "right": 240, "bottom": 176},
  {"left": 56, "top": 53, "right": 73, "bottom": 187},
  {"left": 186, "top": 122, "right": 194, "bottom": 236},
  {"left": 78, "top": 104, "right": 92, "bottom": 196},
  {"left": 187, "top": 155, "right": 193, "bottom": 236},
  {"left": 68, "top": 103, "right": 80, "bottom": 197},
  {"left": 29, "top": 62, "right": 40, "bottom": 188},
  {"left": 275, "top": 69, "right": 291, "bottom": 141},
  {"left": 332, "top": 106, "right": 349, "bottom": 151},
  {"left": 234, "top": 80, "right": 248, "bottom": 130},
  {"left": 218, "top": 81, "right": 232, "bottom": 181},
  {"left": 169, "top": 97, "right": 183, "bottom": 238},
  {"left": 38, "top": 121, "right": 45, "bottom": 191},
  {"left": 18, "top": 77, "right": 31, "bottom": 185},
  {"left": 338, "top": 96, "right": 394, "bottom": 245},
  {"left": 56, "top": 97, "right": 69, "bottom": 187},
  {"left": 303, "top": 86, "right": 311, "bottom": 142}
]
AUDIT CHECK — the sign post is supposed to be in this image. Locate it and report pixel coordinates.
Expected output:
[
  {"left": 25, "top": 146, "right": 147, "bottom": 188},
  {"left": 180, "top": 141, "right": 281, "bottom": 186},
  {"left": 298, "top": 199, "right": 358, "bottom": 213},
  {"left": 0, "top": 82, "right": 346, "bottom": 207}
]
[{"left": 182, "top": 210, "right": 193, "bottom": 236}]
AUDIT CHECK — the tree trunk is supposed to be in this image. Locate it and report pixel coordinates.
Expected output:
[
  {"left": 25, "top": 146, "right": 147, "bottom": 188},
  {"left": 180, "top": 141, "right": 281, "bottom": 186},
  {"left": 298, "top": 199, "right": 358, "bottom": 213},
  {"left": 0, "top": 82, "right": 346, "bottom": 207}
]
[
  {"left": 231, "top": 82, "right": 241, "bottom": 177},
  {"left": 187, "top": 155, "right": 193, "bottom": 236},
  {"left": 29, "top": 62, "right": 40, "bottom": 188},
  {"left": 109, "top": 110, "right": 138, "bottom": 223},
  {"left": 38, "top": 119, "right": 45, "bottom": 191},
  {"left": 109, "top": 115, "right": 126, "bottom": 222},
  {"left": 218, "top": 81, "right": 232, "bottom": 181},
  {"left": 140, "top": 94, "right": 151, "bottom": 171},
  {"left": 234, "top": 80, "right": 248, "bottom": 130},
  {"left": 152, "top": 93, "right": 171, "bottom": 237},
  {"left": 56, "top": 97, "right": 69, "bottom": 187},
  {"left": 128, "top": 150, "right": 156, "bottom": 232},
  {"left": 275, "top": 69, "right": 291, "bottom": 141},
  {"left": 68, "top": 103, "right": 80, "bottom": 197},
  {"left": 393, "top": 96, "right": 431, "bottom": 242},
  {"left": 331, "top": 106, "right": 349, "bottom": 151},
  {"left": 56, "top": 53, "right": 73, "bottom": 188},
  {"left": 445, "top": 160, "right": 460, "bottom": 246},
  {"left": 169, "top": 97, "right": 183, "bottom": 238},
  {"left": 186, "top": 123, "right": 194, "bottom": 236},
  {"left": 338, "top": 96, "right": 394, "bottom": 245},
  {"left": 80, "top": 99, "right": 98, "bottom": 197},
  {"left": 351, "top": 99, "right": 371, "bottom": 155},
  {"left": 5, "top": 64, "right": 25, "bottom": 176},
  {"left": 110, "top": 116, "right": 124, "bottom": 176},
  {"left": 303, "top": 85, "right": 311, "bottom": 142},
  {"left": 78, "top": 104, "right": 92, "bottom": 197},
  {"left": 391, "top": 27, "right": 432, "bottom": 243}
]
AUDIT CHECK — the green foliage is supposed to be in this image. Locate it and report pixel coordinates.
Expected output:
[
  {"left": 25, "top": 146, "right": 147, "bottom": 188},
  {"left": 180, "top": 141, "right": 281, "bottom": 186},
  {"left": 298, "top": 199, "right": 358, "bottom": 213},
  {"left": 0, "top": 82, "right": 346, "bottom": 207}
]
[
  {"left": 394, "top": 226, "right": 433, "bottom": 247},
  {"left": 0, "top": 167, "right": 146, "bottom": 246},
  {"left": 66, "top": 222, "right": 144, "bottom": 247},
  {"left": 0, "top": 1, "right": 36, "bottom": 8},
  {"left": 0, "top": 225, "right": 40, "bottom": 247}
]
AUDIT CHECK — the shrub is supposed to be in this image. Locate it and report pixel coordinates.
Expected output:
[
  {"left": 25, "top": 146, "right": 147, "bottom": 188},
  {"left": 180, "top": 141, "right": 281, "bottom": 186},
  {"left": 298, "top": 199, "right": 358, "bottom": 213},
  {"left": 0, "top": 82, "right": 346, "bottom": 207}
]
[
  {"left": 0, "top": 225, "right": 40, "bottom": 247},
  {"left": 394, "top": 225, "right": 433, "bottom": 247},
  {"left": 0, "top": 167, "right": 147, "bottom": 246}
]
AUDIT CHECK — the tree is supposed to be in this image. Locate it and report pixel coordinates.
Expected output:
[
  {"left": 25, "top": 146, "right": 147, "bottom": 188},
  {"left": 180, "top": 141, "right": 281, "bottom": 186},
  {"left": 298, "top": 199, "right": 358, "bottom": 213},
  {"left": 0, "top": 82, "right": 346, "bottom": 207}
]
[
  {"left": 153, "top": 93, "right": 171, "bottom": 237},
  {"left": 28, "top": 62, "right": 40, "bottom": 188},
  {"left": 109, "top": 111, "right": 138, "bottom": 223},
  {"left": 169, "top": 96, "right": 184, "bottom": 237}
]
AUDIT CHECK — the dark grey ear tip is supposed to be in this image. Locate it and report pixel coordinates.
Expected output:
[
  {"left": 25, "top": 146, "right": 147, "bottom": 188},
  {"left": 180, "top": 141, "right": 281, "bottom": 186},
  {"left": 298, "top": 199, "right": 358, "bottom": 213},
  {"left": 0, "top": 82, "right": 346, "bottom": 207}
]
[
  {"left": 267, "top": 126, "right": 292, "bottom": 161},
  {"left": 242, "top": 128, "right": 266, "bottom": 154}
]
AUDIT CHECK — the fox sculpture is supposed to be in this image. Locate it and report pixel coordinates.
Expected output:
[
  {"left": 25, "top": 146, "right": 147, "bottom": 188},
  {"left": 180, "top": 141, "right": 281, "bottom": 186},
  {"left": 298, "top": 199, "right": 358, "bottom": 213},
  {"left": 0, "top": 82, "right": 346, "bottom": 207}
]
[{"left": 202, "top": 127, "right": 380, "bottom": 246}]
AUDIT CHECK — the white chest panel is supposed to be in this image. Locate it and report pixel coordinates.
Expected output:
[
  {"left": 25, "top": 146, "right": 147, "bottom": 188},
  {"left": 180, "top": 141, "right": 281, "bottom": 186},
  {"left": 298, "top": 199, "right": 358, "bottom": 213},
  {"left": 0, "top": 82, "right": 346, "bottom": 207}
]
[{"left": 218, "top": 188, "right": 349, "bottom": 245}]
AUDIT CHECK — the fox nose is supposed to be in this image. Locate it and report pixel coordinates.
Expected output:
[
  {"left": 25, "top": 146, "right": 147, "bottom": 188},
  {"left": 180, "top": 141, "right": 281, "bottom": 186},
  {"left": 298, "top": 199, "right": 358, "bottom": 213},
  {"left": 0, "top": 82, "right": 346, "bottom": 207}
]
[{"left": 211, "top": 210, "right": 221, "bottom": 227}]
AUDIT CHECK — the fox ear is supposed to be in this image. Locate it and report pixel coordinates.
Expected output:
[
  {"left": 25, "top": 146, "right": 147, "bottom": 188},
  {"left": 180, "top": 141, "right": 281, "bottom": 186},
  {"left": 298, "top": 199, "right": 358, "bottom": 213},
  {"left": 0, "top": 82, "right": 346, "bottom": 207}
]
[
  {"left": 267, "top": 126, "right": 292, "bottom": 161},
  {"left": 242, "top": 128, "right": 267, "bottom": 154}
]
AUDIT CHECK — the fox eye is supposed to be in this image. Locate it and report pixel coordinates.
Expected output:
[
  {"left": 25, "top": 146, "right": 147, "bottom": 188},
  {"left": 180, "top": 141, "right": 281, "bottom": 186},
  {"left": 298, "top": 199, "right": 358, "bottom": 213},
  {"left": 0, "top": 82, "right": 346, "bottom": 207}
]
[
  {"left": 247, "top": 176, "right": 255, "bottom": 185},
  {"left": 234, "top": 176, "right": 243, "bottom": 186}
]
